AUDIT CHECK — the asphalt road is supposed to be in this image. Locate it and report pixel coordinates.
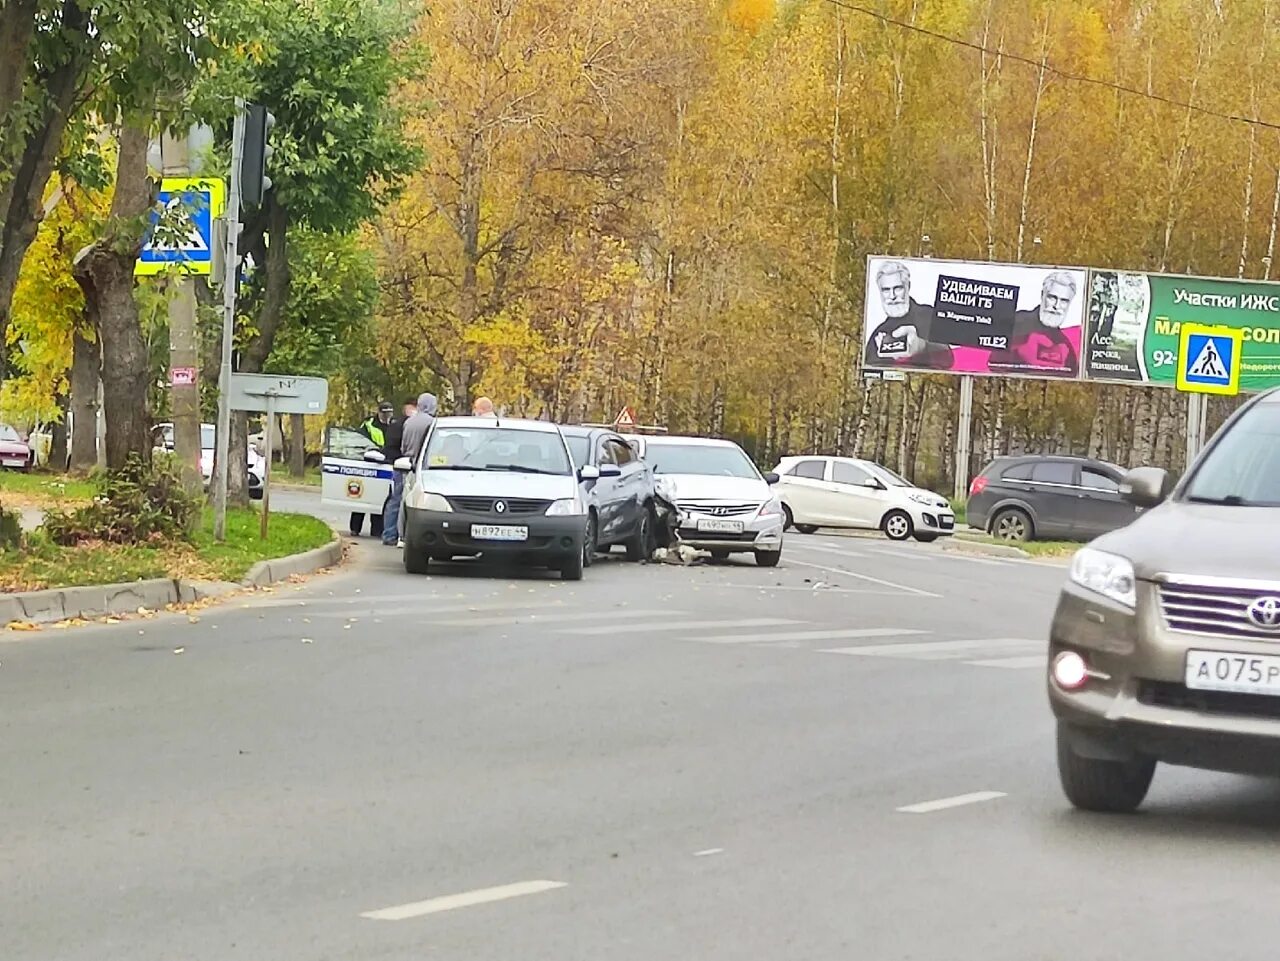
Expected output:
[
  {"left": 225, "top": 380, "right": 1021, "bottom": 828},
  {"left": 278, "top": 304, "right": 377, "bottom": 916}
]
[{"left": 6, "top": 519, "right": 1280, "bottom": 960}]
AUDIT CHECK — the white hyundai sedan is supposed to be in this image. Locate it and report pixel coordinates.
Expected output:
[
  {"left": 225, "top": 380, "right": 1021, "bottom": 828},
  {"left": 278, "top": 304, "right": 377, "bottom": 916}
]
[{"left": 773, "top": 455, "right": 954, "bottom": 542}]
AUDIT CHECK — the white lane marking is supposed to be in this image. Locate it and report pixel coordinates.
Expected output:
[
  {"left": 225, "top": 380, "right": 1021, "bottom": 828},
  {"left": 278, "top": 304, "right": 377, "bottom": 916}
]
[
  {"left": 820, "top": 638, "right": 1041, "bottom": 660},
  {"left": 280, "top": 600, "right": 568, "bottom": 619},
  {"left": 566, "top": 618, "right": 799, "bottom": 636},
  {"left": 897, "top": 791, "right": 1006, "bottom": 814},
  {"left": 432, "top": 609, "right": 679, "bottom": 627},
  {"left": 785, "top": 559, "right": 942, "bottom": 598},
  {"left": 360, "top": 880, "right": 568, "bottom": 921},
  {"left": 790, "top": 543, "right": 870, "bottom": 559},
  {"left": 935, "top": 552, "right": 1011, "bottom": 568},
  {"left": 966, "top": 654, "right": 1047, "bottom": 669},
  {"left": 694, "top": 848, "right": 724, "bottom": 857},
  {"left": 865, "top": 546, "right": 938, "bottom": 562},
  {"left": 697, "top": 627, "right": 929, "bottom": 645},
  {"left": 712, "top": 584, "right": 915, "bottom": 596}
]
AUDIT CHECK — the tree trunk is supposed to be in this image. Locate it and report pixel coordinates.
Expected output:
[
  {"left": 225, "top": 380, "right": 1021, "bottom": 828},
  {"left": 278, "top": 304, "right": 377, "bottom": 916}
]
[
  {"left": 0, "top": 1, "right": 90, "bottom": 370},
  {"left": 71, "top": 122, "right": 153, "bottom": 471},
  {"left": 229, "top": 411, "right": 250, "bottom": 508},
  {"left": 50, "top": 398, "right": 69, "bottom": 472},
  {"left": 69, "top": 327, "right": 100, "bottom": 472},
  {"left": 289, "top": 412, "right": 305, "bottom": 477}
]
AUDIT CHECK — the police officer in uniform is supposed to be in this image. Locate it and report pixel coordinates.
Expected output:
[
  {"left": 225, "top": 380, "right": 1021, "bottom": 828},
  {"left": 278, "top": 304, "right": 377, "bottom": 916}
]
[{"left": 349, "top": 403, "right": 393, "bottom": 537}]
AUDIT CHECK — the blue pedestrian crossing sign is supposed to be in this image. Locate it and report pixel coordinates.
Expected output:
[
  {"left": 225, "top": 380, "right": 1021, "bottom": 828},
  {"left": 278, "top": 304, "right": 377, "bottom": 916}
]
[
  {"left": 135, "top": 177, "right": 226, "bottom": 277},
  {"left": 1176, "top": 323, "right": 1242, "bottom": 396}
]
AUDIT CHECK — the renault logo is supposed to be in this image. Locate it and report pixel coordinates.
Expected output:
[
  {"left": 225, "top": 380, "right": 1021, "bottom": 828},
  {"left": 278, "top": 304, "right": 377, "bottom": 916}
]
[
  {"left": 1247, "top": 596, "right": 1280, "bottom": 630},
  {"left": 495, "top": 501, "right": 507, "bottom": 514}
]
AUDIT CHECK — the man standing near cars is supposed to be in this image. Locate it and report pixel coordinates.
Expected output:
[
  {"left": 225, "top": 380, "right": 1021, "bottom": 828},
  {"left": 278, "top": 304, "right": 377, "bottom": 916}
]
[
  {"left": 396, "top": 393, "right": 438, "bottom": 546},
  {"left": 472, "top": 396, "right": 495, "bottom": 417},
  {"left": 380, "top": 398, "right": 414, "bottom": 547},
  {"left": 349, "top": 404, "right": 391, "bottom": 539}
]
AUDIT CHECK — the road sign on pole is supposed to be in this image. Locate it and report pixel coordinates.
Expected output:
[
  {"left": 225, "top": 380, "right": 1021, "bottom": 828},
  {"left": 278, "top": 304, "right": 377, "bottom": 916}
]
[
  {"left": 136, "top": 177, "right": 225, "bottom": 276},
  {"left": 1176, "top": 324, "right": 1242, "bottom": 396}
]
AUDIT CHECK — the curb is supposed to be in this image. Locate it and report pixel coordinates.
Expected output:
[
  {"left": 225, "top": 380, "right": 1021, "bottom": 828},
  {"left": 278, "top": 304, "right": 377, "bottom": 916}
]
[
  {"left": 241, "top": 538, "right": 345, "bottom": 589},
  {"left": 940, "top": 539, "right": 1031, "bottom": 560},
  {"left": 1, "top": 537, "right": 344, "bottom": 627}
]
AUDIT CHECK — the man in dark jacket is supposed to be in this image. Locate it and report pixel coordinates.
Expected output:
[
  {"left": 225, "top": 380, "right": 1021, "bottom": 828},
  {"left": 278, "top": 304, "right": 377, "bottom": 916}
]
[
  {"left": 396, "top": 393, "right": 438, "bottom": 545},
  {"left": 379, "top": 398, "right": 413, "bottom": 546},
  {"left": 865, "top": 261, "right": 955, "bottom": 370}
]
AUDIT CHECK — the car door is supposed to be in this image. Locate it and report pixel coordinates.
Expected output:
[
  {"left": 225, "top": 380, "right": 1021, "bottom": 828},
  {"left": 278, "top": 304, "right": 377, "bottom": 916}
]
[
  {"left": 829, "top": 460, "right": 884, "bottom": 528},
  {"left": 779, "top": 458, "right": 829, "bottom": 524},
  {"left": 606, "top": 436, "right": 645, "bottom": 537},
  {"left": 1077, "top": 464, "right": 1140, "bottom": 538},
  {"left": 1026, "top": 460, "right": 1081, "bottom": 538},
  {"left": 594, "top": 435, "right": 623, "bottom": 541}
]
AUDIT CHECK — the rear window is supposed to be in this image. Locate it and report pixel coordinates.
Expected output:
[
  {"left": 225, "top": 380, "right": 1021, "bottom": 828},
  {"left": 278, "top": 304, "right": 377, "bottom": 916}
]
[
  {"left": 788, "top": 459, "right": 826, "bottom": 480},
  {"left": 1031, "top": 462, "right": 1076, "bottom": 485},
  {"left": 1000, "top": 463, "right": 1034, "bottom": 481}
]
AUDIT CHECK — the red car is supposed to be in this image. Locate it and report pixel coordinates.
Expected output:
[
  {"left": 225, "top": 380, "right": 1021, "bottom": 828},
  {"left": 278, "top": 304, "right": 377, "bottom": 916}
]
[{"left": 0, "top": 425, "right": 33, "bottom": 470}]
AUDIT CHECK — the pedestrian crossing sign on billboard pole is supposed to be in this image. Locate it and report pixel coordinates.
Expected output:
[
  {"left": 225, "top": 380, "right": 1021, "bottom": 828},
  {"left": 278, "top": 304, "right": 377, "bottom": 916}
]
[
  {"left": 1176, "top": 323, "right": 1242, "bottom": 396},
  {"left": 135, "top": 177, "right": 226, "bottom": 277}
]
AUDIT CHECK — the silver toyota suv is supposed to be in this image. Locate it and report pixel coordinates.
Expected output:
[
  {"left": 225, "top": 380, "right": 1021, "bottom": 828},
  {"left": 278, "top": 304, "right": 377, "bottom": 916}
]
[{"left": 1050, "top": 388, "right": 1280, "bottom": 812}]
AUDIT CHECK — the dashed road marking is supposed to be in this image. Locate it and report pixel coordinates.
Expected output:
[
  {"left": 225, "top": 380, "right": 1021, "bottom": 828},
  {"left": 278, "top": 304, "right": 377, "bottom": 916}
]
[
  {"left": 694, "top": 848, "right": 725, "bottom": 857},
  {"left": 785, "top": 559, "right": 942, "bottom": 598},
  {"left": 566, "top": 618, "right": 800, "bottom": 636},
  {"left": 432, "top": 609, "right": 680, "bottom": 627},
  {"left": 696, "top": 627, "right": 929, "bottom": 645},
  {"left": 897, "top": 791, "right": 1007, "bottom": 814},
  {"left": 820, "top": 638, "right": 1040, "bottom": 661},
  {"left": 360, "top": 880, "right": 568, "bottom": 921}
]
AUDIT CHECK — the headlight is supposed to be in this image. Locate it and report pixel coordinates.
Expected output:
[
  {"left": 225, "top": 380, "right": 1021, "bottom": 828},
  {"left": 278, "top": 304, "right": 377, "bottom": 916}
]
[
  {"left": 758, "top": 498, "right": 782, "bottom": 518},
  {"left": 421, "top": 492, "right": 452, "bottom": 512},
  {"left": 907, "top": 492, "right": 933, "bottom": 505},
  {"left": 1070, "top": 548, "right": 1137, "bottom": 608},
  {"left": 654, "top": 477, "right": 676, "bottom": 501},
  {"left": 545, "top": 498, "right": 585, "bottom": 516}
]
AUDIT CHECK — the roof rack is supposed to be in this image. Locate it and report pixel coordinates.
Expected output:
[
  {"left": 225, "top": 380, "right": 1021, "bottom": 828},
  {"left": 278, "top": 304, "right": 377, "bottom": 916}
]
[{"left": 581, "top": 422, "right": 669, "bottom": 435}]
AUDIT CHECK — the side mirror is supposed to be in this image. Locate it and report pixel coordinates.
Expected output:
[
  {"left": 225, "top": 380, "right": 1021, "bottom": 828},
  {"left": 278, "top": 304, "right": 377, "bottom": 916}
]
[
  {"left": 599, "top": 464, "right": 622, "bottom": 478},
  {"left": 862, "top": 477, "right": 885, "bottom": 490},
  {"left": 393, "top": 456, "right": 412, "bottom": 472},
  {"left": 363, "top": 449, "right": 386, "bottom": 463},
  {"left": 1121, "top": 467, "right": 1172, "bottom": 508},
  {"left": 764, "top": 471, "right": 780, "bottom": 485},
  {"left": 579, "top": 464, "right": 601, "bottom": 481}
]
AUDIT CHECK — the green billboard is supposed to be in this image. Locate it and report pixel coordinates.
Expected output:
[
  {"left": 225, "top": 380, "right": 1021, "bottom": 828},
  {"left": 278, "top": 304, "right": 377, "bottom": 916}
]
[{"left": 1085, "top": 271, "right": 1280, "bottom": 391}]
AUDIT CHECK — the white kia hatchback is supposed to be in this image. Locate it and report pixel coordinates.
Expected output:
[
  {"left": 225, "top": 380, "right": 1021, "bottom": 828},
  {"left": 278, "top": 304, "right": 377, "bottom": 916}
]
[{"left": 773, "top": 455, "right": 954, "bottom": 542}]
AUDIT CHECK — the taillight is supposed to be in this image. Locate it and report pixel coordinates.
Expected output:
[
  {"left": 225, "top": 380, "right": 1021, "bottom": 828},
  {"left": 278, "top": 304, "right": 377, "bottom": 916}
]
[{"left": 969, "top": 475, "right": 988, "bottom": 496}]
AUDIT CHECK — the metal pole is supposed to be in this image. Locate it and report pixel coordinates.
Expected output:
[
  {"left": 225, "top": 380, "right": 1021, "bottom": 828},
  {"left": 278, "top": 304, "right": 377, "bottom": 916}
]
[
  {"left": 1184, "top": 392, "right": 1201, "bottom": 469},
  {"left": 954, "top": 374, "right": 974, "bottom": 501},
  {"left": 261, "top": 394, "right": 274, "bottom": 540},
  {"left": 213, "top": 102, "right": 246, "bottom": 542}
]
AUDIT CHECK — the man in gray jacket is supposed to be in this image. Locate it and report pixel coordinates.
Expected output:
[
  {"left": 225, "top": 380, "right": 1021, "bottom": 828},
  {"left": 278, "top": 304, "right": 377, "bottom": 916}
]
[
  {"left": 396, "top": 392, "right": 437, "bottom": 547},
  {"left": 401, "top": 392, "right": 438, "bottom": 462}
]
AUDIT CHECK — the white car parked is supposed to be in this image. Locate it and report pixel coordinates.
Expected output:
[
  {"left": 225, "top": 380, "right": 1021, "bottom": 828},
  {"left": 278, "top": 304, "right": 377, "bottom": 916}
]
[{"left": 773, "top": 455, "right": 955, "bottom": 542}]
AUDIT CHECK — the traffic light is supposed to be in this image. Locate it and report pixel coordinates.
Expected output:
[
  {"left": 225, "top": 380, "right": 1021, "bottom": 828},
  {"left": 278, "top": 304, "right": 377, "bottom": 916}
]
[{"left": 240, "top": 104, "right": 275, "bottom": 209}]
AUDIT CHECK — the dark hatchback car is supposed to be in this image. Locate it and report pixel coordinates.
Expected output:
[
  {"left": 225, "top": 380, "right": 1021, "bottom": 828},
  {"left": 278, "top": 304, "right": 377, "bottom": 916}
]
[
  {"left": 967, "top": 455, "right": 1141, "bottom": 542},
  {"left": 560, "top": 425, "right": 657, "bottom": 562}
]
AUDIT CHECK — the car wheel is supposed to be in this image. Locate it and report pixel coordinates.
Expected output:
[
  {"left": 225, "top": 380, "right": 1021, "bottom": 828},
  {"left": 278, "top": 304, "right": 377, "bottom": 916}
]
[
  {"left": 782, "top": 505, "right": 795, "bottom": 531},
  {"left": 795, "top": 524, "right": 819, "bottom": 535},
  {"left": 755, "top": 549, "right": 782, "bottom": 568},
  {"left": 583, "top": 512, "right": 598, "bottom": 568},
  {"left": 913, "top": 533, "right": 938, "bottom": 543},
  {"left": 991, "top": 507, "right": 1033, "bottom": 542},
  {"left": 561, "top": 546, "right": 585, "bottom": 581},
  {"left": 882, "top": 510, "right": 913, "bottom": 541},
  {"left": 403, "top": 548, "right": 430, "bottom": 576},
  {"left": 1056, "top": 724, "right": 1154, "bottom": 813},
  {"left": 625, "top": 507, "right": 654, "bottom": 561}
]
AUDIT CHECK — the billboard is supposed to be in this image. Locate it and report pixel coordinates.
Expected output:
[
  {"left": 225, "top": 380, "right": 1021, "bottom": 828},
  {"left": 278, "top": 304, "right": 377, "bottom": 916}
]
[
  {"left": 863, "top": 257, "right": 1088, "bottom": 379},
  {"left": 1085, "top": 271, "right": 1280, "bottom": 392}
]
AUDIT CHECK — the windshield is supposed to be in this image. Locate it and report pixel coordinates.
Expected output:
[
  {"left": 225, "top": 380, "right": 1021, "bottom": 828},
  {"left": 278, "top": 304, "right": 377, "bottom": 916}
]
[
  {"left": 643, "top": 442, "right": 760, "bottom": 479},
  {"left": 0, "top": 425, "right": 19, "bottom": 443},
  {"left": 564, "top": 435, "right": 590, "bottom": 467},
  {"left": 423, "top": 427, "right": 572, "bottom": 476},
  {"left": 867, "top": 463, "right": 911, "bottom": 487},
  {"left": 1183, "top": 401, "right": 1280, "bottom": 506}
]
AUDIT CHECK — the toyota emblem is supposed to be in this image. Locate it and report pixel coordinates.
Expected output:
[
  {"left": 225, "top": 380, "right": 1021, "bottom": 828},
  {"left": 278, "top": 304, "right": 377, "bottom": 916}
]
[
  {"left": 494, "top": 500, "right": 507, "bottom": 514},
  {"left": 1247, "top": 596, "right": 1280, "bottom": 630}
]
